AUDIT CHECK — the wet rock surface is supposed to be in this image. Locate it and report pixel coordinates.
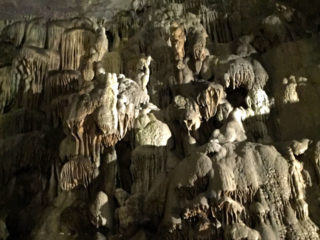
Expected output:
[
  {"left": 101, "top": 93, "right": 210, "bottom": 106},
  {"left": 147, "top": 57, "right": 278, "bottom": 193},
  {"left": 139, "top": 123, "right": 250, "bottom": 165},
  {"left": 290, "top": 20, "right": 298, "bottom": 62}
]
[{"left": 0, "top": 1, "right": 320, "bottom": 239}]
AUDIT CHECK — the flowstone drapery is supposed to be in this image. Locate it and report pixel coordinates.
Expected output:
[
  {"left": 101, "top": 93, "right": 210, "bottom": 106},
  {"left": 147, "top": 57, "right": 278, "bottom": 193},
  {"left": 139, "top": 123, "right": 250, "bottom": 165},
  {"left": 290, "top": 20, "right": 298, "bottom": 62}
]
[{"left": 1, "top": 1, "right": 320, "bottom": 239}]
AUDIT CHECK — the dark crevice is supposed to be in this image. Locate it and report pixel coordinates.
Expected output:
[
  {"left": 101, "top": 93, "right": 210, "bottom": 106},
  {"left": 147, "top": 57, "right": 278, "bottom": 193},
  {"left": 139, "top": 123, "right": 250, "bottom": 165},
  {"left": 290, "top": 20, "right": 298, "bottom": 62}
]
[{"left": 226, "top": 86, "right": 248, "bottom": 108}]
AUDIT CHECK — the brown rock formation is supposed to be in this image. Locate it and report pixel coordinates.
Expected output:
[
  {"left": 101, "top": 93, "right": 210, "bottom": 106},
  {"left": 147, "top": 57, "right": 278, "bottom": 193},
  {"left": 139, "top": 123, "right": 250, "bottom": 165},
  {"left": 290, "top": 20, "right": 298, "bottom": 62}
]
[{"left": 0, "top": 1, "right": 320, "bottom": 240}]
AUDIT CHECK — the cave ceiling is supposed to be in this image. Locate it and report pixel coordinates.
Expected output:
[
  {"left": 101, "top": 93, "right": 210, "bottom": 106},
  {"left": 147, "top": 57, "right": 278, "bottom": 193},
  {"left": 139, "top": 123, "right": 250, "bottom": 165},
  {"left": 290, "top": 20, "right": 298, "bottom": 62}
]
[{"left": 0, "top": 0, "right": 132, "bottom": 19}]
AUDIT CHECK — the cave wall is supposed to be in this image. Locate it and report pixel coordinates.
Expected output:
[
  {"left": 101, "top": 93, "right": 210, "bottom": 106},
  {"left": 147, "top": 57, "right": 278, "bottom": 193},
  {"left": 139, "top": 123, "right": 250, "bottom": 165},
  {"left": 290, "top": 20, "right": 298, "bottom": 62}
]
[{"left": 0, "top": 0, "right": 320, "bottom": 240}]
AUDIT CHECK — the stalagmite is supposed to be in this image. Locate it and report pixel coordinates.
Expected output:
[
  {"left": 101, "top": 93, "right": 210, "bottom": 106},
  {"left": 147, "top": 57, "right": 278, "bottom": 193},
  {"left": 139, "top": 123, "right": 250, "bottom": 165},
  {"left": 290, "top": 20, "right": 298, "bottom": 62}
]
[
  {"left": 135, "top": 56, "right": 152, "bottom": 94},
  {"left": 282, "top": 76, "right": 301, "bottom": 104},
  {"left": 134, "top": 104, "right": 171, "bottom": 147},
  {"left": 89, "top": 191, "right": 113, "bottom": 229}
]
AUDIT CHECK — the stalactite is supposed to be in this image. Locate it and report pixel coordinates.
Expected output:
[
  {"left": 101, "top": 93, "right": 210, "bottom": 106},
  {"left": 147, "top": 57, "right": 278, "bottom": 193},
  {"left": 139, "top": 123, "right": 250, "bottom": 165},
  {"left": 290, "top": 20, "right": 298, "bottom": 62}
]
[
  {"left": 47, "top": 22, "right": 65, "bottom": 51},
  {"left": 0, "top": 66, "right": 15, "bottom": 113},
  {"left": 45, "top": 70, "right": 80, "bottom": 104},
  {"left": 60, "top": 156, "right": 96, "bottom": 191},
  {"left": 2, "top": 21, "right": 26, "bottom": 47},
  {"left": 49, "top": 95, "right": 70, "bottom": 127},
  {"left": 13, "top": 47, "right": 60, "bottom": 108},
  {"left": 200, "top": 8, "right": 233, "bottom": 43},
  {"left": 0, "top": 2, "right": 320, "bottom": 239},
  {"left": 60, "top": 28, "right": 95, "bottom": 70},
  {"left": 216, "top": 58, "right": 255, "bottom": 90},
  {"left": 24, "top": 18, "right": 47, "bottom": 48},
  {"left": 95, "top": 73, "right": 119, "bottom": 135},
  {"left": 55, "top": 71, "right": 149, "bottom": 191},
  {"left": 131, "top": 146, "right": 168, "bottom": 193},
  {"left": 196, "top": 82, "right": 225, "bottom": 121}
]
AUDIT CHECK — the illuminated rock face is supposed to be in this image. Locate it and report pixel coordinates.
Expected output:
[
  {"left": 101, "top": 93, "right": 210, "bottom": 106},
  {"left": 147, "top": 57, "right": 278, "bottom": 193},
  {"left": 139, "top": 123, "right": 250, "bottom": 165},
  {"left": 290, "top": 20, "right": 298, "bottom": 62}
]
[{"left": 1, "top": 1, "right": 320, "bottom": 240}]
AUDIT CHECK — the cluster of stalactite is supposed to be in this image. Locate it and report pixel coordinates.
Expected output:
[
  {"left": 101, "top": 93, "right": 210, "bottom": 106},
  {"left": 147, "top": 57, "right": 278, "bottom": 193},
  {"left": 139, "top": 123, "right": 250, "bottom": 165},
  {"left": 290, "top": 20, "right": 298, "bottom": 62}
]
[
  {"left": 0, "top": 16, "right": 150, "bottom": 193},
  {"left": 0, "top": 0, "right": 320, "bottom": 239}
]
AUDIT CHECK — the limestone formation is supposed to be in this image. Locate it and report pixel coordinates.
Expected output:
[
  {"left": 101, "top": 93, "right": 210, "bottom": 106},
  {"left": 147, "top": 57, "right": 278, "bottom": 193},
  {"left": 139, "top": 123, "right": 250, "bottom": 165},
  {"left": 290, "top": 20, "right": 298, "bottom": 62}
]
[
  {"left": 212, "top": 107, "right": 248, "bottom": 144},
  {"left": 1, "top": 1, "right": 320, "bottom": 240},
  {"left": 135, "top": 55, "right": 152, "bottom": 94},
  {"left": 170, "top": 22, "right": 186, "bottom": 64},
  {"left": 89, "top": 191, "right": 113, "bottom": 229}
]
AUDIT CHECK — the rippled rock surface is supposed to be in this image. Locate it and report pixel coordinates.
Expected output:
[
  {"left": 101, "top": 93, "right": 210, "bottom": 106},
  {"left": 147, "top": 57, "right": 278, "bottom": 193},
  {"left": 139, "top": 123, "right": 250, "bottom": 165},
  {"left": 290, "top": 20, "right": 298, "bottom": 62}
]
[{"left": 0, "top": 0, "right": 320, "bottom": 239}]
